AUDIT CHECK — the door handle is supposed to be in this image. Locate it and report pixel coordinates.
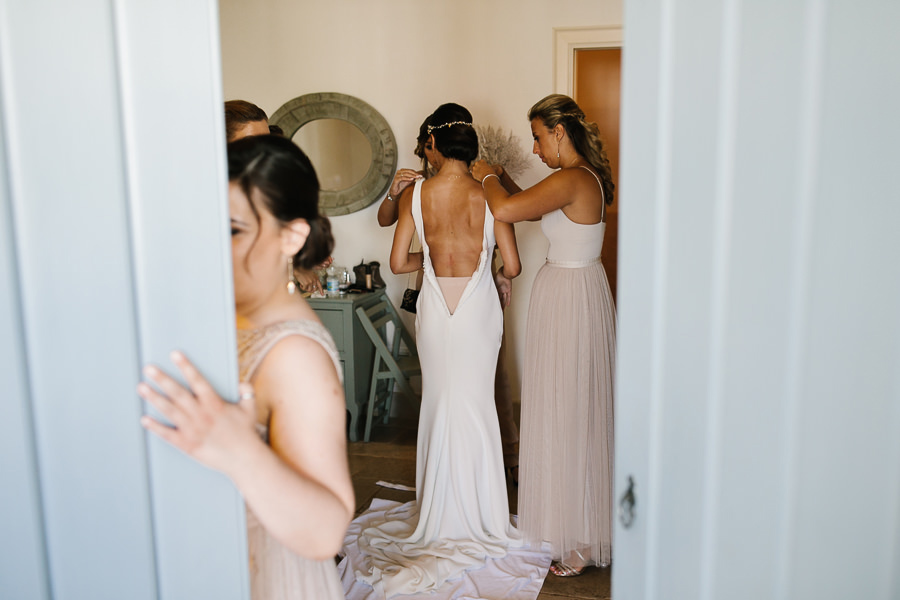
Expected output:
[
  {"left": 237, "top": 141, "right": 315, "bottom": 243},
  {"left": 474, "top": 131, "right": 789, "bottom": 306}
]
[{"left": 618, "top": 475, "right": 636, "bottom": 528}]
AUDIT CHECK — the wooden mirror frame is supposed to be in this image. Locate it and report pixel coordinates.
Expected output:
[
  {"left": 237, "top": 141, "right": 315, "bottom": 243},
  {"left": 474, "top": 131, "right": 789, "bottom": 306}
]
[{"left": 270, "top": 92, "right": 397, "bottom": 216}]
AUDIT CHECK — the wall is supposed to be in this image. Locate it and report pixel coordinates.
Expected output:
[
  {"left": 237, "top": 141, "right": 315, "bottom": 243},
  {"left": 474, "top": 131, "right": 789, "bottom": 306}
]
[{"left": 219, "top": 0, "right": 623, "bottom": 399}]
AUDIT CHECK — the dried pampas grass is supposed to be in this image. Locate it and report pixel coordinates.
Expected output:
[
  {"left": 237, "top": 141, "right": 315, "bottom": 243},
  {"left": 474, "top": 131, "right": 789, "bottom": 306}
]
[{"left": 475, "top": 125, "right": 530, "bottom": 178}]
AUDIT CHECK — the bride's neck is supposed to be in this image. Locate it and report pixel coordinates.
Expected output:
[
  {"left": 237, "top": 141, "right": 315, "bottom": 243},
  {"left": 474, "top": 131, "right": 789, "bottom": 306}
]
[{"left": 436, "top": 159, "right": 469, "bottom": 177}]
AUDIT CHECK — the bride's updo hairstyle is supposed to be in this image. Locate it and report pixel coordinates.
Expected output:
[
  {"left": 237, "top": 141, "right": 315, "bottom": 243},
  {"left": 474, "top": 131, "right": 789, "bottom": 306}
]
[
  {"left": 427, "top": 103, "right": 478, "bottom": 166},
  {"left": 528, "top": 94, "right": 615, "bottom": 205},
  {"left": 228, "top": 134, "right": 334, "bottom": 270}
]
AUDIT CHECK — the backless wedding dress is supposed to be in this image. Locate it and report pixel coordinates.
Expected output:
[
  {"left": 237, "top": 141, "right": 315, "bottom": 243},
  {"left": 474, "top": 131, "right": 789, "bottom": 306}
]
[
  {"left": 518, "top": 166, "right": 616, "bottom": 568},
  {"left": 238, "top": 320, "right": 345, "bottom": 600},
  {"left": 339, "top": 178, "right": 534, "bottom": 599}
]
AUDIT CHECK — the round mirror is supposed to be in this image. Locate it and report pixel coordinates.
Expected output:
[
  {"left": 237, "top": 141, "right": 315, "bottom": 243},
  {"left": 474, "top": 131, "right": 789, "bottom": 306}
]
[
  {"left": 293, "top": 119, "right": 372, "bottom": 192},
  {"left": 269, "top": 93, "right": 397, "bottom": 216}
]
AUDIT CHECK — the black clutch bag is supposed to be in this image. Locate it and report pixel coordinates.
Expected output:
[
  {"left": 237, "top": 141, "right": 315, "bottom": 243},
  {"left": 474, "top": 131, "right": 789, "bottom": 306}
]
[{"left": 400, "top": 288, "right": 419, "bottom": 313}]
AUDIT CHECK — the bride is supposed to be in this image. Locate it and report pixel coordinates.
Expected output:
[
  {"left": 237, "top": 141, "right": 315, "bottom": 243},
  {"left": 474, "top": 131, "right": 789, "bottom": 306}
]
[{"left": 343, "top": 103, "right": 522, "bottom": 598}]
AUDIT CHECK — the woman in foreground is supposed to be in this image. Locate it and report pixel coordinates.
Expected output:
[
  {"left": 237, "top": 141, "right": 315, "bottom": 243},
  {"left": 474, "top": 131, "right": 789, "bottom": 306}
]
[{"left": 138, "top": 135, "right": 353, "bottom": 599}]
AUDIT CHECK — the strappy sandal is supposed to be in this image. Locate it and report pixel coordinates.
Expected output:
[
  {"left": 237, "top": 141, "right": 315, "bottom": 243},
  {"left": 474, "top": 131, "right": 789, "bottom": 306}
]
[{"left": 549, "top": 562, "right": 585, "bottom": 577}]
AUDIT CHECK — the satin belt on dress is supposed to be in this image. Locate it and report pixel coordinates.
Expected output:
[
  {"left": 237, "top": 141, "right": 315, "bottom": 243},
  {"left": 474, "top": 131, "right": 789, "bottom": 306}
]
[{"left": 545, "top": 257, "right": 602, "bottom": 269}]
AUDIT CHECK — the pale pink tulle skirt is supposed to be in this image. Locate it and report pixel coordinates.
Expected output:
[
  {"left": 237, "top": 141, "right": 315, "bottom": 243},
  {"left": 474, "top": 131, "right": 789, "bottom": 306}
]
[
  {"left": 518, "top": 260, "right": 616, "bottom": 567},
  {"left": 247, "top": 508, "right": 344, "bottom": 600}
]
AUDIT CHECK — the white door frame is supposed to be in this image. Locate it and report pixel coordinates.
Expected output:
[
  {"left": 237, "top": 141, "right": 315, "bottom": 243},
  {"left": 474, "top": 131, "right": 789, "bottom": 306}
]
[{"left": 553, "top": 26, "right": 623, "bottom": 96}]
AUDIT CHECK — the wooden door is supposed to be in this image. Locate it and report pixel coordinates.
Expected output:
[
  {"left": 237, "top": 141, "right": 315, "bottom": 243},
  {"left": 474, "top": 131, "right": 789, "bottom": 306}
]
[
  {"left": 615, "top": 1, "right": 900, "bottom": 599},
  {"left": 574, "top": 48, "right": 621, "bottom": 301}
]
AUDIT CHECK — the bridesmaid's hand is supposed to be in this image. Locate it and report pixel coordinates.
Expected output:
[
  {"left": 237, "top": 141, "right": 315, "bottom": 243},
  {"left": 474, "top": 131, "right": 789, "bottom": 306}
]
[
  {"left": 390, "top": 168, "right": 423, "bottom": 197},
  {"left": 494, "top": 269, "right": 512, "bottom": 309},
  {"left": 295, "top": 267, "right": 324, "bottom": 295},
  {"left": 314, "top": 256, "right": 334, "bottom": 271},
  {"left": 470, "top": 160, "right": 499, "bottom": 183},
  {"left": 137, "top": 351, "right": 258, "bottom": 474}
]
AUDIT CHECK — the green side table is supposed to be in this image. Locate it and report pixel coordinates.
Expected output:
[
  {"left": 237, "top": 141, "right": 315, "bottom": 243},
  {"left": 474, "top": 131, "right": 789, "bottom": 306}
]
[{"left": 308, "top": 289, "right": 387, "bottom": 441}]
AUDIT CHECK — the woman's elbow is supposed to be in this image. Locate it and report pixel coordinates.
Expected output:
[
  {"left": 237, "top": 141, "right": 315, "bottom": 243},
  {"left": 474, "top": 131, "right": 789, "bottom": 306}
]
[
  {"left": 287, "top": 512, "right": 350, "bottom": 561},
  {"left": 305, "top": 530, "right": 345, "bottom": 561},
  {"left": 493, "top": 204, "right": 517, "bottom": 224},
  {"left": 505, "top": 262, "right": 521, "bottom": 278},
  {"left": 390, "top": 257, "right": 404, "bottom": 274}
]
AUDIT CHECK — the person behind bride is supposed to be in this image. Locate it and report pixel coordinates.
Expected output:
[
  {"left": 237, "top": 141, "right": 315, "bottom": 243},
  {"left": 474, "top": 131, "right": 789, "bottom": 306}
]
[
  {"left": 225, "top": 99, "right": 332, "bottom": 296},
  {"left": 340, "top": 103, "right": 524, "bottom": 598},
  {"left": 137, "top": 134, "right": 353, "bottom": 599},
  {"left": 471, "top": 93, "right": 617, "bottom": 577}
]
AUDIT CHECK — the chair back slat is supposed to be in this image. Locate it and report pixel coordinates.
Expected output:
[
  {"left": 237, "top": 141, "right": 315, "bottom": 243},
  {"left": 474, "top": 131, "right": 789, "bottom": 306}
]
[
  {"left": 371, "top": 314, "right": 392, "bottom": 331},
  {"left": 354, "top": 295, "right": 421, "bottom": 442}
]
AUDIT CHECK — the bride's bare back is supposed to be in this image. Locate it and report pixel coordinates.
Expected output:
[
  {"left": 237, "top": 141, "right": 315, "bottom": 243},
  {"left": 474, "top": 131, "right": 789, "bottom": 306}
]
[{"left": 421, "top": 174, "right": 486, "bottom": 278}]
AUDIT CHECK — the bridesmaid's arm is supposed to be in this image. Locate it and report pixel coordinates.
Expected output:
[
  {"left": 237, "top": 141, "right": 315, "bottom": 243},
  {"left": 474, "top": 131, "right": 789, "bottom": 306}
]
[
  {"left": 138, "top": 348, "right": 354, "bottom": 561},
  {"left": 390, "top": 188, "right": 424, "bottom": 274},
  {"left": 378, "top": 168, "right": 423, "bottom": 227},
  {"left": 250, "top": 335, "right": 355, "bottom": 560},
  {"left": 481, "top": 171, "right": 577, "bottom": 224},
  {"left": 494, "top": 221, "right": 520, "bottom": 280},
  {"left": 497, "top": 165, "right": 523, "bottom": 194}
]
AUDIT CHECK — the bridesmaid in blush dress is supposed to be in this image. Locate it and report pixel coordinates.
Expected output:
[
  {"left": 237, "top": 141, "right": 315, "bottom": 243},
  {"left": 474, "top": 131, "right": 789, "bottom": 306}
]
[
  {"left": 138, "top": 135, "right": 353, "bottom": 600},
  {"left": 472, "top": 93, "right": 617, "bottom": 577}
]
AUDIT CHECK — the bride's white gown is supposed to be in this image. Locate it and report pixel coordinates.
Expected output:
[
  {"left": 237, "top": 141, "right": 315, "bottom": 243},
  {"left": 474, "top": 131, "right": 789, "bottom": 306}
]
[{"left": 339, "top": 179, "right": 548, "bottom": 599}]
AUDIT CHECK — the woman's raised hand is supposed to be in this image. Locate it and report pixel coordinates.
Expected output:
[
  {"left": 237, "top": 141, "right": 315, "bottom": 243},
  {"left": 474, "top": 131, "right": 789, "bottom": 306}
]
[
  {"left": 390, "top": 168, "right": 424, "bottom": 197},
  {"left": 137, "top": 351, "right": 259, "bottom": 474},
  {"left": 470, "top": 160, "right": 499, "bottom": 183}
]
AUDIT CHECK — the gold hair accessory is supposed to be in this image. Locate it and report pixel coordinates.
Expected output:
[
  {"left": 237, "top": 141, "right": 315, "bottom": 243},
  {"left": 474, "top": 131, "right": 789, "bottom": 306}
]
[{"left": 427, "top": 121, "right": 472, "bottom": 134}]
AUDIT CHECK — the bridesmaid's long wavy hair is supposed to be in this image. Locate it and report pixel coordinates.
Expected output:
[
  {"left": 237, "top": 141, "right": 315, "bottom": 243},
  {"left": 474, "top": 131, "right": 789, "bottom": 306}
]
[{"left": 528, "top": 94, "right": 615, "bottom": 206}]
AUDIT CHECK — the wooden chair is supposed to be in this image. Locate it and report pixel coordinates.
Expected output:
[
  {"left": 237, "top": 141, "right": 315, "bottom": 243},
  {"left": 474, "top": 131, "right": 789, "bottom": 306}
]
[{"left": 354, "top": 300, "right": 420, "bottom": 441}]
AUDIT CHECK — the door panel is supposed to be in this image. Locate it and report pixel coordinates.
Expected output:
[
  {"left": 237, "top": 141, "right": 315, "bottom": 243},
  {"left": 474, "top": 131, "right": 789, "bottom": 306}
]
[
  {"left": 0, "top": 99, "right": 51, "bottom": 600},
  {"left": 1, "top": 1, "right": 159, "bottom": 595},
  {"left": 0, "top": 0, "right": 249, "bottom": 598},
  {"left": 615, "top": 1, "right": 900, "bottom": 599}
]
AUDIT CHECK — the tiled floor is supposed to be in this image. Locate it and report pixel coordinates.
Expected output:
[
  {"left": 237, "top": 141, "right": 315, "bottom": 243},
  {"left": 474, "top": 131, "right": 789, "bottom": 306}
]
[{"left": 347, "top": 413, "right": 612, "bottom": 600}]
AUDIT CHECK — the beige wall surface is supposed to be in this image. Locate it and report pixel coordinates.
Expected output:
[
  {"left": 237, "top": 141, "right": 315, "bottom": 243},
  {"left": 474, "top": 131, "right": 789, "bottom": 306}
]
[{"left": 219, "top": 0, "right": 623, "bottom": 399}]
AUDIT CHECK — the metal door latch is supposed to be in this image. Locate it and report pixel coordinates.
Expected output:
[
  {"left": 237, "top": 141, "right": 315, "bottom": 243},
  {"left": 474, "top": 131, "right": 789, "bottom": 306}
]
[{"left": 618, "top": 475, "right": 636, "bottom": 528}]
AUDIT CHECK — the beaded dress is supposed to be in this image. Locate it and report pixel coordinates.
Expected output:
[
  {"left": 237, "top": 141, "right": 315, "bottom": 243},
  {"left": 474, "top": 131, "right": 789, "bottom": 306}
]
[{"left": 237, "top": 320, "right": 345, "bottom": 600}]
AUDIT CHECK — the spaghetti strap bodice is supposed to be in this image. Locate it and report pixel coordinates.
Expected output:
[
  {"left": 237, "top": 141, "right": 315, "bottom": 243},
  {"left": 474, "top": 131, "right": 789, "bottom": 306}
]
[
  {"left": 542, "top": 166, "right": 606, "bottom": 264},
  {"left": 238, "top": 319, "right": 342, "bottom": 384}
]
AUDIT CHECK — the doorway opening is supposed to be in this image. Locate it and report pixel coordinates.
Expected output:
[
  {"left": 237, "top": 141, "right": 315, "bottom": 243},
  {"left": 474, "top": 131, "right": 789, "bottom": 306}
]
[{"left": 555, "top": 27, "right": 622, "bottom": 301}]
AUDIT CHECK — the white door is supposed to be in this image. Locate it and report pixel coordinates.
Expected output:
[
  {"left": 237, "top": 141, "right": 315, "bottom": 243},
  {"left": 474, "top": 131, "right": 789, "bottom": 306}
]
[
  {"left": 614, "top": 2, "right": 900, "bottom": 599},
  {"left": 0, "top": 1, "right": 249, "bottom": 598}
]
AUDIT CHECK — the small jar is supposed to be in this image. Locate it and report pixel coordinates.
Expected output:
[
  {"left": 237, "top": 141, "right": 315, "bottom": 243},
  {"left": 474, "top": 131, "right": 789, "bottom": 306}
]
[{"left": 337, "top": 267, "right": 351, "bottom": 294}]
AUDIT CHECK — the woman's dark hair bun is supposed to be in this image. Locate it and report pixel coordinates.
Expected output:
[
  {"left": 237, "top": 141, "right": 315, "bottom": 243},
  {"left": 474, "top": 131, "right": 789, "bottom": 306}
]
[
  {"left": 294, "top": 215, "right": 333, "bottom": 270},
  {"left": 428, "top": 103, "right": 478, "bottom": 165},
  {"left": 227, "top": 135, "right": 334, "bottom": 268}
]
